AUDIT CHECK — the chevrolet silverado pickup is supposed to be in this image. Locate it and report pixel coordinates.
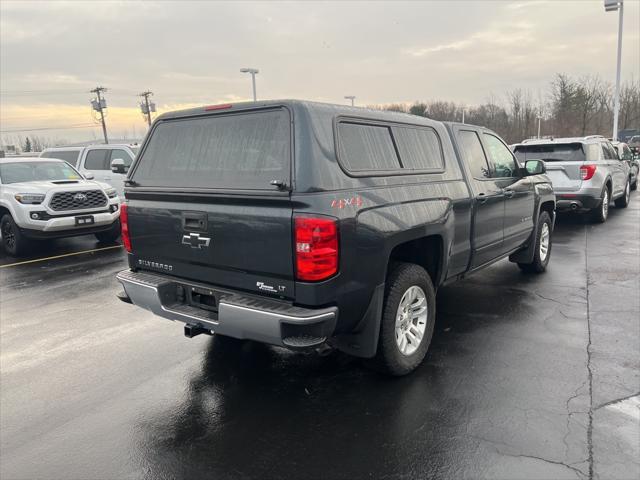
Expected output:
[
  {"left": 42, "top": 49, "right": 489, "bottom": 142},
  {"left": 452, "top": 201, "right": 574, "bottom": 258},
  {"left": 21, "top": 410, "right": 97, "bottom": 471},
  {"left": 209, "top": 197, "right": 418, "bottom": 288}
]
[{"left": 116, "top": 100, "right": 555, "bottom": 375}]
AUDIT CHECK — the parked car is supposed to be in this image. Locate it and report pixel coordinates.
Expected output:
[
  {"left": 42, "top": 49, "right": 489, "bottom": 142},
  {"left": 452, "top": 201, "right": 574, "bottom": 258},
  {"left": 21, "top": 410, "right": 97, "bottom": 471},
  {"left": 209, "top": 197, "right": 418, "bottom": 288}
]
[
  {"left": 628, "top": 135, "right": 640, "bottom": 154},
  {"left": 115, "top": 101, "right": 555, "bottom": 375},
  {"left": 513, "top": 135, "right": 631, "bottom": 222},
  {"left": 41, "top": 144, "right": 139, "bottom": 197},
  {"left": 39, "top": 146, "right": 84, "bottom": 167},
  {"left": 0, "top": 158, "right": 121, "bottom": 256},
  {"left": 611, "top": 141, "right": 638, "bottom": 190},
  {"left": 618, "top": 129, "right": 640, "bottom": 144}
]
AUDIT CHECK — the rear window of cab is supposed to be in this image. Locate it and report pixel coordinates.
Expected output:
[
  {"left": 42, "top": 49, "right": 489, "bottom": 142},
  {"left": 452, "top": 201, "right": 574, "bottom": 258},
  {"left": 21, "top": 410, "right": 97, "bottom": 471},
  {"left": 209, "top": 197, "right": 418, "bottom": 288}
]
[{"left": 336, "top": 120, "right": 445, "bottom": 175}]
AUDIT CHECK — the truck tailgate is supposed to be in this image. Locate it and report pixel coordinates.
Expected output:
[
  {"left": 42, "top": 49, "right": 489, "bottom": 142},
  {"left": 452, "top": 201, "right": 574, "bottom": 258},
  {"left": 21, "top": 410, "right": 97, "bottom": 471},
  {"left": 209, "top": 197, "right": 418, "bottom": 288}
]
[{"left": 127, "top": 196, "right": 294, "bottom": 298}]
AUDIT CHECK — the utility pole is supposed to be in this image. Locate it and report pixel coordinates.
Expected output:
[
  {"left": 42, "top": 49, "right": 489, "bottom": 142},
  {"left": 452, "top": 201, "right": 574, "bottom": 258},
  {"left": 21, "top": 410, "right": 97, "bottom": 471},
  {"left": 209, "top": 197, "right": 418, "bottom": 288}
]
[
  {"left": 605, "top": 0, "right": 624, "bottom": 140},
  {"left": 240, "top": 68, "right": 259, "bottom": 101},
  {"left": 139, "top": 90, "right": 155, "bottom": 127},
  {"left": 344, "top": 95, "right": 356, "bottom": 106},
  {"left": 462, "top": 108, "right": 466, "bottom": 124},
  {"left": 90, "top": 86, "right": 109, "bottom": 144}
]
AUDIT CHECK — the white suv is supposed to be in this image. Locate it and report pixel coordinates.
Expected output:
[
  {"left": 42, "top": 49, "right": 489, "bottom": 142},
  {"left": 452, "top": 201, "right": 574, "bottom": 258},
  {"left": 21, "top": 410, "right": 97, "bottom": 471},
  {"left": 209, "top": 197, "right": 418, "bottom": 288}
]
[{"left": 0, "top": 158, "right": 121, "bottom": 256}]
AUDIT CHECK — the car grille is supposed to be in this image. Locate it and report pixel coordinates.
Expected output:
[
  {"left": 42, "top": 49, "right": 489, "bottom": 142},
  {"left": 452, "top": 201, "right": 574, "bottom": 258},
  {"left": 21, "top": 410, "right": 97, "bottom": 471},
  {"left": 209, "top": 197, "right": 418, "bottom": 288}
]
[{"left": 49, "top": 190, "right": 107, "bottom": 211}]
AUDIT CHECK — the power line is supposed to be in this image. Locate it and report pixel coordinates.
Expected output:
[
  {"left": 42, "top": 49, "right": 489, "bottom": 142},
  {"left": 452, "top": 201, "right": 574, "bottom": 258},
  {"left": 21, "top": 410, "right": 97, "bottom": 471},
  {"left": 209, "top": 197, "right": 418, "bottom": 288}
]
[
  {"left": 0, "top": 124, "right": 97, "bottom": 133},
  {"left": 0, "top": 90, "right": 89, "bottom": 96}
]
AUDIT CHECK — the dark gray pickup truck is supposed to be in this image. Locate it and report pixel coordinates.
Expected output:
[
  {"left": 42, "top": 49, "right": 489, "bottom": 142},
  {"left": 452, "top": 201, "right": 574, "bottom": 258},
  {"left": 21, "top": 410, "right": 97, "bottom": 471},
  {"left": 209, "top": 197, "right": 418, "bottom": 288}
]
[{"left": 116, "top": 100, "right": 555, "bottom": 375}]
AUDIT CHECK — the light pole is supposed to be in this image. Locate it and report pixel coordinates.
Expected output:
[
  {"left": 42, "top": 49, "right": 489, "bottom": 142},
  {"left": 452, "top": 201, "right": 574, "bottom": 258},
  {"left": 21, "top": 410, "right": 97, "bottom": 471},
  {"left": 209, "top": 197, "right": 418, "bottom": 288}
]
[
  {"left": 344, "top": 95, "right": 355, "bottom": 106},
  {"left": 537, "top": 116, "right": 542, "bottom": 138},
  {"left": 605, "top": 0, "right": 624, "bottom": 140},
  {"left": 461, "top": 108, "right": 466, "bottom": 124},
  {"left": 240, "top": 68, "right": 259, "bottom": 101}
]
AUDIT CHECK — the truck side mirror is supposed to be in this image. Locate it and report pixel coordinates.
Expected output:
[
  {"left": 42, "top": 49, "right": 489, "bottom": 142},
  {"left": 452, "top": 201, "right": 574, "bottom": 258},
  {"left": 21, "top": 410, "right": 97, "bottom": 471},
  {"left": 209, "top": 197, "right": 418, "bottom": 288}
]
[
  {"left": 524, "top": 159, "right": 546, "bottom": 175},
  {"left": 110, "top": 158, "right": 129, "bottom": 174}
]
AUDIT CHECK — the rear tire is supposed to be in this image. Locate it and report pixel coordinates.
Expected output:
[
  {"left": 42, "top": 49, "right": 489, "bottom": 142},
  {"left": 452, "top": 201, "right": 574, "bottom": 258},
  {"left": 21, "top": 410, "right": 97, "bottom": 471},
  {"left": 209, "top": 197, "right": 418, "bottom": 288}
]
[
  {"left": 370, "top": 262, "right": 436, "bottom": 376},
  {"left": 614, "top": 180, "right": 631, "bottom": 208},
  {"left": 518, "top": 211, "right": 552, "bottom": 273},
  {"left": 590, "top": 186, "right": 610, "bottom": 223},
  {"left": 94, "top": 221, "right": 121, "bottom": 243},
  {"left": 632, "top": 177, "right": 638, "bottom": 191},
  {"left": 1, "top": 214, "right": 33, "bottom": 257}
]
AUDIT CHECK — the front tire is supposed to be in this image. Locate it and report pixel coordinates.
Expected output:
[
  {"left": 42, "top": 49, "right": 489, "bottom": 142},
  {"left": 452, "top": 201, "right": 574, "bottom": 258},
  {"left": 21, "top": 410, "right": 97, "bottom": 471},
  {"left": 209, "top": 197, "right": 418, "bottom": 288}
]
[
  {"left": 614, "top": 180, "right": 630, "bottom": 208},
  {"left": 518, "top": 211, "right": 552, "bottom": 273},
  {"left": 1, "top": 214, "right": 32, "bottom": 257},
  {"left": 94, "top": 221, "right": 121, "bottom": 243},
  {"left": 371, "top": 263, "right": 436, "bottom": 376}
]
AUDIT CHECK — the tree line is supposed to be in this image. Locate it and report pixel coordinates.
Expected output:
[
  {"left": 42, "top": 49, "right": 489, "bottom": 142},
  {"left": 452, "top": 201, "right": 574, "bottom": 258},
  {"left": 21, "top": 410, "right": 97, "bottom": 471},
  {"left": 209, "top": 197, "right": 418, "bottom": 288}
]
[{"left": 373, "top": 74, "right": 640, "bottom": 144}]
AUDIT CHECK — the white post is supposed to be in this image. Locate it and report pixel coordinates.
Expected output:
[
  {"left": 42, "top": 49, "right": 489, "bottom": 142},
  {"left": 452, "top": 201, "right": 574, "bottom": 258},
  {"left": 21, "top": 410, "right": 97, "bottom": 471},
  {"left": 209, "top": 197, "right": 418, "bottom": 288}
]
[
  {"left": 251, "top": 72, "right": 257, "bottom": 102},
  {"left": 537, "top": 117, "right": 542, "bottom": 138},
  {"left": 612, "top": 2, "right": 623, "bottom": 140},
  {"left": 462, "top": 109, "right": 465, "bottom": 124}
]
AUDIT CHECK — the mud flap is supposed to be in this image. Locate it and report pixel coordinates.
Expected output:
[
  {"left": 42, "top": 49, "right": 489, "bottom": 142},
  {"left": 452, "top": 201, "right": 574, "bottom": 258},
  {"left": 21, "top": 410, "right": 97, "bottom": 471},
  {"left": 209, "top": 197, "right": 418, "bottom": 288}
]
[{"left": 330, "top": 283, "right": 385, "bottom": 358}]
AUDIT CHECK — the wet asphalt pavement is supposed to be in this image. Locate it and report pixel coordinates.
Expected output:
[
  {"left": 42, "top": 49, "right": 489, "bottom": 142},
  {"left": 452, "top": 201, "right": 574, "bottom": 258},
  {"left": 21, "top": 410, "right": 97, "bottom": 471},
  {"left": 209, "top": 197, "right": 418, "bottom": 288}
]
[{"left": 1, "top": 200, "right": 638, "bottom": 480}]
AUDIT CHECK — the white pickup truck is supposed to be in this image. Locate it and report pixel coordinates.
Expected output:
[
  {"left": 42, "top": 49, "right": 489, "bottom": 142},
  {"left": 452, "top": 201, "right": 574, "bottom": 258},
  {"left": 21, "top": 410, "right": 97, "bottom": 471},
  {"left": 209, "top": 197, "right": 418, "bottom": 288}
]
[
  {"left": 0, "top": 158, "right": 121, "bottom": 256},
  {"left": 40, "top": 144, "right": 139, "bottom": 197}
]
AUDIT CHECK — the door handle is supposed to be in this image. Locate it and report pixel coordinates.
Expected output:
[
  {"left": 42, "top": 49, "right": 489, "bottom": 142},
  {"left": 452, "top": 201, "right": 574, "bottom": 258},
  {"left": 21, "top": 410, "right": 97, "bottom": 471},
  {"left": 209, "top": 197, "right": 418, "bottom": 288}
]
[
  {"left": 503, "top": 189, "right": 515, "bottom": 198},
  {"left": 475, "top": 193, "right": 489, "bottom": 204}
]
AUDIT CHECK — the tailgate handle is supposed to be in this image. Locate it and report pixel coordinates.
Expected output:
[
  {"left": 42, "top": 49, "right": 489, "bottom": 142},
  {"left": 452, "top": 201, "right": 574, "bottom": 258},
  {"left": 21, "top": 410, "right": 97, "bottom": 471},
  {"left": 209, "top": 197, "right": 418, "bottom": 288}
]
[{"left": 183, "top": 212, "right": 208, "bottom": 232}]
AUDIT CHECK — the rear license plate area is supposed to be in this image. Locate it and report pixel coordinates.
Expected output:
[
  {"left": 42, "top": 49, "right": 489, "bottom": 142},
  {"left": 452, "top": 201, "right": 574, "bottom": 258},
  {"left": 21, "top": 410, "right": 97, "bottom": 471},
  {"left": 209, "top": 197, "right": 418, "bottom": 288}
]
[
  {"left": 75, "top": 215, "right": 95, "bottom": 226},
  {"left": 179, "top": 285, "right": 218, "bottom": 313}
]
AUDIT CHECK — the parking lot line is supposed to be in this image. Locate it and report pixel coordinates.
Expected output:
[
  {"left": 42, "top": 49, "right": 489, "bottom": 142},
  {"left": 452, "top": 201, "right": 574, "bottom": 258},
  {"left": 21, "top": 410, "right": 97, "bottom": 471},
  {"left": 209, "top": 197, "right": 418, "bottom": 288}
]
[{"left": 0, "top": 245, "right": 122, "bottom": 268}]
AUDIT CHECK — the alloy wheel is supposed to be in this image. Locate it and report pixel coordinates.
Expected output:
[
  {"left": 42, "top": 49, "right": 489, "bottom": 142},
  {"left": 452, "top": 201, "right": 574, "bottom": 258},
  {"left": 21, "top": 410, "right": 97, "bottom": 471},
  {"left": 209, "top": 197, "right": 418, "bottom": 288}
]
[
  {"left": 539, "top": 222, "right": 550, "bottom": 262},
  {"left": 394, "top": 285, "right": 428, "bottom": 356},
  {"left": 602, "top": 190, "right": 609, "bottom": 219},
  {"left": 2, "top": 221, "right": 16, "bottom": 250}
]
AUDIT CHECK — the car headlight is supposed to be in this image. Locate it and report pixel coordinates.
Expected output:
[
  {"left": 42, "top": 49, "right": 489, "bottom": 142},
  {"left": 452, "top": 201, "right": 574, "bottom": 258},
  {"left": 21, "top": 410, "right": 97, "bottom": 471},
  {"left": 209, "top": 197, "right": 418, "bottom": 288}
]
[
  {"left": 14, "top": 193, "right": 45, "bottom": 204},
  {"left": 105, "top": 188, "right": 117, "bottom": 198}
]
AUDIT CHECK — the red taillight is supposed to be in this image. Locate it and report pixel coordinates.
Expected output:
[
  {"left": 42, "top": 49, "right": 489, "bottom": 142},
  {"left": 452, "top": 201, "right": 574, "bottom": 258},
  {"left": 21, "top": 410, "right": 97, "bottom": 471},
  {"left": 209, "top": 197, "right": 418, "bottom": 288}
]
[
  {"left": 580, "top": 164, "right": 597, "bottom": 180},
  {"left": 120, "top": 203, "right": 132, "bottom": 252},
  {"left": 294, "top": 216, "right": 338, "bottom": 282}
]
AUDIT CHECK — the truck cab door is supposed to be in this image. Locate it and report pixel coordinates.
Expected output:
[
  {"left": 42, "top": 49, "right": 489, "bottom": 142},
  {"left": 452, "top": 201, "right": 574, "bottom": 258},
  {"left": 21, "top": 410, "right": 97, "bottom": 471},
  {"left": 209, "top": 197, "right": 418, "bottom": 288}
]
[
  {"left": 454, "top": 127, "right": 505, "bottom": 268},
  {"left": 481, "top": 132, "right": 535, "bottom": 255}
]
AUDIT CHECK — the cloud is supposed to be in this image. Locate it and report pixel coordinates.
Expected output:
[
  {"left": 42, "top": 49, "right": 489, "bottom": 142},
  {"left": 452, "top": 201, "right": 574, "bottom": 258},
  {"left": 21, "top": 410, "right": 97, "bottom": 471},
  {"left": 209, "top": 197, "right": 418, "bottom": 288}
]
[
  {"left": 405, "top": 22, "right": 535, "bottom": 57},
  {"left": 1, "top": 0, "right": 638, "bottom": 143}
]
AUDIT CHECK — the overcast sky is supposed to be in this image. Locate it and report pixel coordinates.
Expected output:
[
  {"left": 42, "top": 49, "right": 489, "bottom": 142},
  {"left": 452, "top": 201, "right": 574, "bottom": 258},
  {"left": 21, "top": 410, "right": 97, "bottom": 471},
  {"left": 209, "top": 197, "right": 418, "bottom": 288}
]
[{"left": 1, "top": 0, "right": 639, "bottom": 143}]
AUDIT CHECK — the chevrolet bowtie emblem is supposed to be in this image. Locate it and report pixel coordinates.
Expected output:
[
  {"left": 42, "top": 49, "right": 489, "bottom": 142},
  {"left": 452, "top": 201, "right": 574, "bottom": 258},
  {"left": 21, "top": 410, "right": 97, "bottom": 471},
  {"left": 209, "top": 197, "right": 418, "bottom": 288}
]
[{"left": 181, "top": 233, "right": 211, "bottom": 249}]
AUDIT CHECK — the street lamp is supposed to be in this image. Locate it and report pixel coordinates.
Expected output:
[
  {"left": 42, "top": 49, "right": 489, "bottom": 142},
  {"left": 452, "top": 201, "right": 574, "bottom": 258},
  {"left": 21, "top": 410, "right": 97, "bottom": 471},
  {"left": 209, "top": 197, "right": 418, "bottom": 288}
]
[
  {"left": 605, "top": 0, "right": 624, "bottom": 140},
  {"left": 344, "top": 95, "right": 355, "bottom": 107},
  {"left": 240, "top": 68, "right": 259, "bottom": 101}
]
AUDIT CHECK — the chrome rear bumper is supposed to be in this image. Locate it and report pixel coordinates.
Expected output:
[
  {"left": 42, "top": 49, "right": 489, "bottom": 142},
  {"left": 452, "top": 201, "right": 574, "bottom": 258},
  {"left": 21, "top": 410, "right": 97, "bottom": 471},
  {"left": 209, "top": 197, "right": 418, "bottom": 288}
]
[{"left": 116, "top": 269, "right": 337, "bottom": 349}]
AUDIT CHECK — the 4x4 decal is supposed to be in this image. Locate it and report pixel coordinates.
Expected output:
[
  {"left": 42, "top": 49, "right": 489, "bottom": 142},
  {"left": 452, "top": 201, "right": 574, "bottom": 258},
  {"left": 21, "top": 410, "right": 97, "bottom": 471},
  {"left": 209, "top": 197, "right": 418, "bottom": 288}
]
[{"left": 331, "top": 195, "right": 363, "bottom": 209}]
